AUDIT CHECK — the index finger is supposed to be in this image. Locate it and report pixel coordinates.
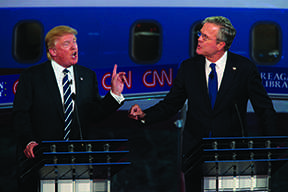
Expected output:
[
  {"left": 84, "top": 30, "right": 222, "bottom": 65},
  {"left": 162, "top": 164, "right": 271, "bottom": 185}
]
[{"left": 113, "top": 64, "right": 118, "bottom": 76}]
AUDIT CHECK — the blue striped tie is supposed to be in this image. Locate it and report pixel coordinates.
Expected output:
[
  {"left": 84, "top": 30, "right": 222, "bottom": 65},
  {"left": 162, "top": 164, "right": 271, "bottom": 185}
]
[
  {"left": 63, "top": 69, "right": 73, "bottom": 140},
  {"left": 208, "top": 63, "right": 218, "bottom": 109}
]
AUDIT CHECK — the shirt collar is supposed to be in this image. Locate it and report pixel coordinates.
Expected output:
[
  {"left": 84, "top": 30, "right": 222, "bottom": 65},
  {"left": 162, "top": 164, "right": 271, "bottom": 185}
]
[
  {"left": 51, "top": 60, "right": 74, "bottom": 74},
  {"left": 205, "top": 51, "right": 227, "bottom": 69}
]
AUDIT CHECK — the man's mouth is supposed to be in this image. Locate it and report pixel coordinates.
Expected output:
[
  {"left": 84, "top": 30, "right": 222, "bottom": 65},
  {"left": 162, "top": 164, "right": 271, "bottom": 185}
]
[{"left": 72, "top": 52, "right": 77, "bottom": 59}]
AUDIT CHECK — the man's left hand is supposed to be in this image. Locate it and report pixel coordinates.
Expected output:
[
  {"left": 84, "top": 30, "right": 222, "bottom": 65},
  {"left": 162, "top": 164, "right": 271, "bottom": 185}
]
[{"left": 111, "top": 64, "right": 126, "bottom": 96}]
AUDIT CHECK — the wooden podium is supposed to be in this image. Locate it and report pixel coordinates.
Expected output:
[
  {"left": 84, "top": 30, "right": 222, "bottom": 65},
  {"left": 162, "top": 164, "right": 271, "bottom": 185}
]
[
  {"left": 183, "top": 136, "right": 288, "bottom": 191},
  {"left": 30, "top": 139, "right": 130, "bottom": 192}
]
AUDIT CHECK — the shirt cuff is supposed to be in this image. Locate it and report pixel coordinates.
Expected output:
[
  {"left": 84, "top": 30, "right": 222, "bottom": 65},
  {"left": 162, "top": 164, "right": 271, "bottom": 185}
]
[{"left": 110, "top": 91, "right": 125, "bottom": 104}]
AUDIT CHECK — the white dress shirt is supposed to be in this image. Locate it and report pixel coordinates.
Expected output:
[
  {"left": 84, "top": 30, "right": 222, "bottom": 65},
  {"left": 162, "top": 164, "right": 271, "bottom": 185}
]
[
  {"left": 51, "top": 60, "right": 75, "bottom": 104},
  {"left": 205, "top": 51, "right": 227, "bottom": 90}
]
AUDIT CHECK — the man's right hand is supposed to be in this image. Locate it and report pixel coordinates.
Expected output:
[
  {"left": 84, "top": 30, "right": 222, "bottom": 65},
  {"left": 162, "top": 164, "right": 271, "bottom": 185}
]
[
  {"left": 24, "top": 142, "right": 39, "bottom": 159},
  {"left": 128, "top": 104, "right": 145, "bottom": 120}
]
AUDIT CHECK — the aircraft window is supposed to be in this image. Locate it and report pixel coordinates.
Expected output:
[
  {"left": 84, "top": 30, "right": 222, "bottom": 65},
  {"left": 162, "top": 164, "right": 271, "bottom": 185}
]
[
  {"left": 251, "top": 23, "right": 281, "bottom": 65},
  {"left": 131, "top": 22, "right": 161, "bottom": 63},
  {"left": 190, "top": 21, "right": 203, "bottom": 57},
  {"left": 13, "top": 21, "right": 43, "bottom": 63}
]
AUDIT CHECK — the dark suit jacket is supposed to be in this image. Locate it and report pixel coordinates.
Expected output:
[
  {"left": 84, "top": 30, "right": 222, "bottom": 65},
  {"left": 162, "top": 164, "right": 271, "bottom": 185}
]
[
  {"left": 143, "top": 52, "right": 276, "bottom": 155},
  {"left": 13, "top": 61, "right": 123, "bottom": 152}
]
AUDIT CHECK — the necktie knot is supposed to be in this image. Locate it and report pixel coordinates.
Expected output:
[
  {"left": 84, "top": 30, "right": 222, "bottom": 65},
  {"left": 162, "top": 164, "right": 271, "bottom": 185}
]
[
  {"left": 209, "top": 63, "right": 216, "bottom": 79},
  {"left": 210, "top": 63, "right": 216, "bottom": 75},
  {"left": 210, "top": 63, "right": 216, "bottom": 69},
  {"left": 63, "top": 69, "right": 69, "bottom": 75}
]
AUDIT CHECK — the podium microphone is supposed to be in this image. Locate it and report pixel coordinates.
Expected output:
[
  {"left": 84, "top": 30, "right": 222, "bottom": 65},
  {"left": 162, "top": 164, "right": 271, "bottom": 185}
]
[{"left": 71, "top": 93, "right": 83, "bottom": 140}]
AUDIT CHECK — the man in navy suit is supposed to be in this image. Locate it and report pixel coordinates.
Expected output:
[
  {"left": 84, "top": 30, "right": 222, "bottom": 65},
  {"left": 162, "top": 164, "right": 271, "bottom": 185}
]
[
  {"left": 128, "top": 16, "right": 276, "bottom": 191},
  {"left": 13, "top": 25, "right": 126, "bottom": 191}
]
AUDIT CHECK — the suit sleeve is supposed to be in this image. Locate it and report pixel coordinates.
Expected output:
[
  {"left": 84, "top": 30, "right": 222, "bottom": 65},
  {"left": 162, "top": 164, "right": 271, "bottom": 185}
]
[
  {"left": 82, "top": 70, "right": 123, "bottom": 123},
  {"left": 248, "top": 62, "right": 276, "bottom": 135},
  {"left": 144, "top": 62, "right": 188, "bottom": 124},
  {"left": 12, "top": 70, "right": 36, "bottom": 148}
]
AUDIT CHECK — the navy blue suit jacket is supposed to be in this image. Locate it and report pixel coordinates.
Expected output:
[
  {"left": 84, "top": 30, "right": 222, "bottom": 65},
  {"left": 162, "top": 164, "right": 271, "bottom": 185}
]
[
  {"left": 144, "top": 52, "right": 276, "bottom": 155},
  {"left": 13, "top": 61, "right": 122, "bottom": 151}
]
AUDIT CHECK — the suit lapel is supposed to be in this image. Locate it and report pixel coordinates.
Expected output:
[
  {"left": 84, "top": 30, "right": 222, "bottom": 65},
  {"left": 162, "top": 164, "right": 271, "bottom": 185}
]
[
  {"left": 42, "top": 61, "right": 64, "bottom": 119},
  {"left": 196, "top": 56, "right": 212, "bottom": 110},
  {"left": 73, "top": 65, "right": 85, "bottom": 103},
  {"left": 214, "top": 52, "right": 238, "bottom": 108}
]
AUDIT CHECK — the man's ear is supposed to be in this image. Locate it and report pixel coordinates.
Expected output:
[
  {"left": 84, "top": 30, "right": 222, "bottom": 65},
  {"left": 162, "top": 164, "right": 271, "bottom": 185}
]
[
  {"left": 49, "top": 48, "right": 56, "bottom": 57},
  {"left": 217, "top": 41, "right": 226, "bottom": 51}
]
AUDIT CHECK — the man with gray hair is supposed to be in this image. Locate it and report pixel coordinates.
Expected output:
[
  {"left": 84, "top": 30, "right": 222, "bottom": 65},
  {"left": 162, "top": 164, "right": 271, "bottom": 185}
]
[{"left": 129, "top": 16, "right": 276, "bottom": 191}]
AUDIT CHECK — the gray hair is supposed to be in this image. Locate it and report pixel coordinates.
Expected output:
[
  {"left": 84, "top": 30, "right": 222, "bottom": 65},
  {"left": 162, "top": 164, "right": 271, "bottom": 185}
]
[{"left": 203, "top": 16, "right": 236, "bottom": 51}]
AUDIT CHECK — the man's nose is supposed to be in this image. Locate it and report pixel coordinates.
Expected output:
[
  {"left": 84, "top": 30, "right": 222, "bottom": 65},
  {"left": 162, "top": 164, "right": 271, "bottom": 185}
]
[{"left": 71, "top": 42, "right": 78, "bottom": 49}]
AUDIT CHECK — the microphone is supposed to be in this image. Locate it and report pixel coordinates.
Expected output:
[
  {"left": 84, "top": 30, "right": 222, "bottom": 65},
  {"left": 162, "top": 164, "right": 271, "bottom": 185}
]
[
  {"left": 234, "top": 103, "right": 245, "bottom": 137},
  {"left": 71, "top": 93, "right": 83, "bottom": 140}
]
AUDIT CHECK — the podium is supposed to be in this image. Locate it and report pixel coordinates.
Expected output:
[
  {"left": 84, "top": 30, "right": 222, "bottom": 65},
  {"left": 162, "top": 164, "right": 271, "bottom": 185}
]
[
  {"left": 28, "top": 139, "right": 130, "bottom": 192},
  {"left": 183, "top": 136, "right": 288, "bottom": 191}
]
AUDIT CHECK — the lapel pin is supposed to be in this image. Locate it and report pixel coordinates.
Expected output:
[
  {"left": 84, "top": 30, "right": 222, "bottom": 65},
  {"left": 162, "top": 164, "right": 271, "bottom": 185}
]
[
  {"left": 232, "top": 67, "right": 237, "bottom": 71},
  {"left": 80, "top": 77, "right": 83, "bottom": 81}
]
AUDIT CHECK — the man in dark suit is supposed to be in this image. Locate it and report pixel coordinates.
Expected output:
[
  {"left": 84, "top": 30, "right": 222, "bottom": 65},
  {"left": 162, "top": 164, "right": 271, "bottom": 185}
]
[
  {"left": 13, "top": 25, "right": 126, "bottom": 191},
  {"left": 128, "top": 16, "right": 276, "bottom": 191}
]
